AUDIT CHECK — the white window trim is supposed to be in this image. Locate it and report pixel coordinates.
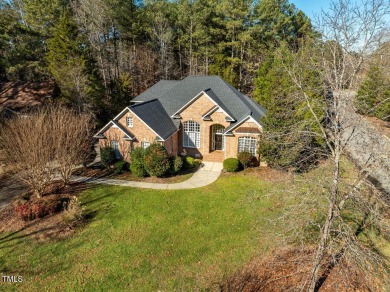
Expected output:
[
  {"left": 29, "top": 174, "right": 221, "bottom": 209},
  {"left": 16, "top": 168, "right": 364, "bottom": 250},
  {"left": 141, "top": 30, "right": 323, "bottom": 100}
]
[
  {"left": 141, "top": 141, "right": 150, "bottom": 149},
  {"left": 237, "top": 136, "right": 257, "bottom": 156},
  {"left": 183, "top": 121, "right": 201, "bottom": 148},
  {"left": 126, "top": 116, "right": 133, "bottom": 128}
]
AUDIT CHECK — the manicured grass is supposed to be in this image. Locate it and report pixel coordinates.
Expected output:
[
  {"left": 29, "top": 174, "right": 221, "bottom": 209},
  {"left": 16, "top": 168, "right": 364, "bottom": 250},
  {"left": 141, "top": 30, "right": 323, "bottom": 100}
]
[
  {"left": 1, "top": 160, "right": 386, "bottom": 291},
  {"left": 0, "top": 172, "right": 287, "bottom": 291}
]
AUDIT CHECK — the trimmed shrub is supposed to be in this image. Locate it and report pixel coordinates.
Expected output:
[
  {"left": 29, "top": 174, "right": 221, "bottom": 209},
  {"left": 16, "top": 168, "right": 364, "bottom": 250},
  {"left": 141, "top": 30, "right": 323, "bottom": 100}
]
[
  {"left": 223, "top": 158, "right": 241, "bottom": 172},
  {"left": 144, "top": 144, "right": 170, "bottom": 177},
  {"left": 101, "top": 147, "right": 116, "bottom": 168},
  {"left": 114, "top": 161, "right": 128, "bottom": 174},
  {"left": 130, "top": 147, "right": 147, "bottom": 177},
  {"left": 183, "top": 156, "right": 195, "bottom": 169},
  {"left": 130, "top": 162, "right": 147, "bottom": 177},
  {"left": 194, "top": 158, "right": 202, "bottom": 167},
  {"left": 170, "top": 156, "right": 183, "bottom": 174},
  {"left": 238, "top": 151, "right": 255, "bottom": 168}
]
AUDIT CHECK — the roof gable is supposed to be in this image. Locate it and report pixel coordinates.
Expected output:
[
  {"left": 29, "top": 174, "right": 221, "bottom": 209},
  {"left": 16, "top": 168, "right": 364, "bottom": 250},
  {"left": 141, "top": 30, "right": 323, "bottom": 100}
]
[
  {"left": 129, "top": 99, "right": 177, "bottom": 140},
  {"left": 131, "top": 76, "right": 266, "bottom": 125},
  {"left": 172, "top": 90, "right": 235, "bottom": 121},
  {"left": 94, "top": 120, "right": 134, "bottom": 140}
]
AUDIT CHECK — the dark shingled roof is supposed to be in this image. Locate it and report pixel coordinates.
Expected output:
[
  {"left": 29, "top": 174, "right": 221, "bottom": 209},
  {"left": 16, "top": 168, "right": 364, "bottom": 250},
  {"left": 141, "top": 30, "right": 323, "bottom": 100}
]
[
  {"left": 95, "top": 76, "right": 266, "bottom": 140},
  {"left": 134, "top": 80, "right": 181, "bottom": 103},
  {"left": 129, "top": 99, "right": 177, "bottom": 140}
]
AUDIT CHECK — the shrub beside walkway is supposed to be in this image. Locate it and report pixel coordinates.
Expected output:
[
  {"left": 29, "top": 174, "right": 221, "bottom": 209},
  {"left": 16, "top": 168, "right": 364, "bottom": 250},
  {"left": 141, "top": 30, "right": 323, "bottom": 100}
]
[{"left": 71, "top": 162, "right": 223, "bottom": 190}]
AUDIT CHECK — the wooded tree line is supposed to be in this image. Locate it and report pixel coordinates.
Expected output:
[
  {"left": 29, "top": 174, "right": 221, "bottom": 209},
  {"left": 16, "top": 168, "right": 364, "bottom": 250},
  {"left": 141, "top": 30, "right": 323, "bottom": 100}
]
[
  {"left": 0, "top": 0, "right": 314, "bottom": 117},
  {"left": 0, "top": 0, "right": 388, "bottom": 169}
]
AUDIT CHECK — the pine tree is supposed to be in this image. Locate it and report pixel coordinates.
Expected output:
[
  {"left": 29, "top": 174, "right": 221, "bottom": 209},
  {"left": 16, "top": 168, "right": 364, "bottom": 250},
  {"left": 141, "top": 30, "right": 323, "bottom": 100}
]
[
  {"left": 252, "top": 0, "right": 314, "bottom": 50},
  {"left": 0, "top": 0, "right": 48, "bottom": 81},
  {"left": 355, "top": 64, "right": 390, "bottom": 121},
  {"left": 254, "top": 44, "right": 326, "bottom": 171},
  {"left": 46, "top": 8, "right": 90, "bottom": 112}
]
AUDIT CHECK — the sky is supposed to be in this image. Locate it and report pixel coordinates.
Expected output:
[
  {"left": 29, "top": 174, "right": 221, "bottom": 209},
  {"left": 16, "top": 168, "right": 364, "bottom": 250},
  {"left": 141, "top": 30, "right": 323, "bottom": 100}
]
[{"left": 290, "top": 0, "right": 332, "bottom": 20}]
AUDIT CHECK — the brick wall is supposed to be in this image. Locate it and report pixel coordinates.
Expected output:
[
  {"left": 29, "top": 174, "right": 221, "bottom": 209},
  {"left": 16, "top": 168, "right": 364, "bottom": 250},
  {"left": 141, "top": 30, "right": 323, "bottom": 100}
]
[
  {"left": 178, "top": 94, "right": 231, "bottom": 159},
  {"left": 99, "top": 109, "right": 160, "bottom": 161},
  {"left": 98, "top": 127, "right": 132, "bottom": 161},
  {"left": 99, "top": 96, "right": 263, "bottom": 163},
  {"left": 163, "top": 131, "right": 179, "bottom": 156},
  {"left": 225, "top": 120, "right": 262, "bottom": 160},
  {"left": 118, "top": 111, "right": 158, "bottom": 148}
]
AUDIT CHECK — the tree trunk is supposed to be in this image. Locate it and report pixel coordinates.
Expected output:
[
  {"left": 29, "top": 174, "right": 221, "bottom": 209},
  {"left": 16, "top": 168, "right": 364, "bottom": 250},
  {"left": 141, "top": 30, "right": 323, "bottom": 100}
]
[{"left": 308, "top": 150, "right": 340, "bottom": 291}]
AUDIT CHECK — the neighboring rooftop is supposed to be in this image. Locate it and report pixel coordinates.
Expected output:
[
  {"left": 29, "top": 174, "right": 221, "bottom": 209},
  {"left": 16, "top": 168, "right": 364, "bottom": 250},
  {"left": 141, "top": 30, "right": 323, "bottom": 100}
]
[{"left": 0, "top": 81, "right": 54, "bottom": 111}]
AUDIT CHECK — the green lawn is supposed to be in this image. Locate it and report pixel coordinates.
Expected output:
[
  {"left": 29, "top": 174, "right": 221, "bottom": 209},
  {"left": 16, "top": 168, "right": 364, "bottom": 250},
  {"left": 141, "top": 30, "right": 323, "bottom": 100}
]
[
  {"left": 0, "top": 172, "right": 287, "bottom": 291},
  {"left": 1, "top": 160, "right": 387, "bottom": 291}
]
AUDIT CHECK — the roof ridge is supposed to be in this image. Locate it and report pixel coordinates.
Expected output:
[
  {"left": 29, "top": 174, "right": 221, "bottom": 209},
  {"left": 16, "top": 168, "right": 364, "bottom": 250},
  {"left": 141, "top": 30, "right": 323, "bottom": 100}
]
[{"left": 130, "top": 98, "right": 159, "bottom": 108}]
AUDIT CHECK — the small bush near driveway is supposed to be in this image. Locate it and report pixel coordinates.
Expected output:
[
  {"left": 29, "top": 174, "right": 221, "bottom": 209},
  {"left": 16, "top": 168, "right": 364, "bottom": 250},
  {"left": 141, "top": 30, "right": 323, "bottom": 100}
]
[
  {"left": 223, "top": 158, "right": 241, "bottom": 172},
  {"left": 14, "top": 197, "right": 64, "bottom": 221},
  {"left": 183, "top": 156, "right": 195, "bottom": 169},
  {"left": 62, "top": 196, "right": 84, "bottom": 225}
]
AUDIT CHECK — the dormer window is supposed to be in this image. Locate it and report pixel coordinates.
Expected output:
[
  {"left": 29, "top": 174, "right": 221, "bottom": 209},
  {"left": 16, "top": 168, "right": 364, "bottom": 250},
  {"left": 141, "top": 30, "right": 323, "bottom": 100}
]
[{"left": 126, "top": 116, "right": 133, "bottom": 127}]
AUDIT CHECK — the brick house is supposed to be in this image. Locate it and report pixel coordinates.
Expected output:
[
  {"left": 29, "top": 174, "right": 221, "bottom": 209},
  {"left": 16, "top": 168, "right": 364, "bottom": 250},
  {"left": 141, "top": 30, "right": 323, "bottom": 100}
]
[{"left": 94, "top": 76, "right": 266, "bottom": 162}]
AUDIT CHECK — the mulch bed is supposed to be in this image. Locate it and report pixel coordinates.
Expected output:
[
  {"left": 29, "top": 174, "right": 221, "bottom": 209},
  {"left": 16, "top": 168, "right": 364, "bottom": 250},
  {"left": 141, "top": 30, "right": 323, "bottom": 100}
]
[
  {"left": 73, "top": 165, "right": 198, "bottom": 184},
  {"left": 0, "top": 181, "right": 90, "bottom": 241}
]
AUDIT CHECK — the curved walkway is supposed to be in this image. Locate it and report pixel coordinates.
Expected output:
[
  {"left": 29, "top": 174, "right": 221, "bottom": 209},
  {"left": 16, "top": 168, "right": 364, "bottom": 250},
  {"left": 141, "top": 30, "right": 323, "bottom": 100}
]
[{"left": 70, "top": 162, "right": 223, "bottom": 190}]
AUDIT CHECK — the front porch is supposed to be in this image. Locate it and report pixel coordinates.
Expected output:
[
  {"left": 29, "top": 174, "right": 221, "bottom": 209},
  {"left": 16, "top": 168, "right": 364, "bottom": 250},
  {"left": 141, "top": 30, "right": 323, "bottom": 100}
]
[{"left": 203, "top": 150, "right": 225, "bottom": 162}]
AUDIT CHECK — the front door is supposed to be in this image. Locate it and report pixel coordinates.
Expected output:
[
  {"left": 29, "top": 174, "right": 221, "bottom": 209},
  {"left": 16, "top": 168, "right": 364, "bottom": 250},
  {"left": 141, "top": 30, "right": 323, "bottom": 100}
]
[
  {"left": 212, "top": 124, "right": 225, "bottom": 151},
  {"left": 214, "top": 133, "right": 223, "bottom": 150}
]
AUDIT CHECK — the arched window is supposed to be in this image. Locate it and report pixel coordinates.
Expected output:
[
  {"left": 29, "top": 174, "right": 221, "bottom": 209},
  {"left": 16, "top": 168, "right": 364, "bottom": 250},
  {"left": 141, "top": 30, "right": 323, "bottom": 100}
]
[
  {"left": 238, "top": 137, "right": 257, "bottom": 156},
  {"left": 183, "top": 121, "right": 200, "bottom": 148}
]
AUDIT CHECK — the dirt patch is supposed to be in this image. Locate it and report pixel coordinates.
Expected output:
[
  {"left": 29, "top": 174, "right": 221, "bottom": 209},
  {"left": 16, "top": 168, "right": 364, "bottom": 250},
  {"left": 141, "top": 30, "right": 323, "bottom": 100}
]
[
  {"left": 0, "top": 182, "right": 90, "bottom": 241},
  {"left": 219, "top": 247, "right": 383, "bottom": 291}
]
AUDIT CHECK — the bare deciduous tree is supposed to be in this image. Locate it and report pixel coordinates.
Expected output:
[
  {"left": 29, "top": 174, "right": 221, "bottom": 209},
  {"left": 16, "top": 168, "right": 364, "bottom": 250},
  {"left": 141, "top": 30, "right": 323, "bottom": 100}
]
[
  {"left": 0, "top": 105, "right": 94, "bottom": 197},
  {"left": 275, "top": 0, "right": 390, "bottom": 290},
  {"left": 49, "top": 106, "right": 95, "bottom": 186}
]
